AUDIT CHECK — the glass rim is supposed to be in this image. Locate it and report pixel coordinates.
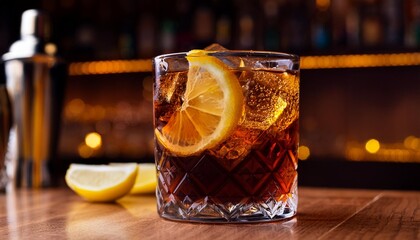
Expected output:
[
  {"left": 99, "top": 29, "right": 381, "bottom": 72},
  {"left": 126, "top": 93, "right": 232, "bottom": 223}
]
[{"left": 154, "top": 50, "right": 299, "bottom": 61}]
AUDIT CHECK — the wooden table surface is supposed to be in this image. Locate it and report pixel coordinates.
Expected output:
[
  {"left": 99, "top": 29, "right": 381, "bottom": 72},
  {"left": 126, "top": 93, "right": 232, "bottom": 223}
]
[{"left": 0, "top": 187, "right": 418, "bottom": 240}]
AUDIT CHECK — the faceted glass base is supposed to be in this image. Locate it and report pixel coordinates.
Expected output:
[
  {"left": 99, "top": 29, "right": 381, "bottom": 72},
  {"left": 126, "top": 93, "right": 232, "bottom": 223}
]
[{"left": 157, "top": 183, "right": 298, "bottom": 223}]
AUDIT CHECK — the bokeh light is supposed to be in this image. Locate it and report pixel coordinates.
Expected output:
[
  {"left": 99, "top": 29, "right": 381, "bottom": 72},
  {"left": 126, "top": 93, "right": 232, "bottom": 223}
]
[
  {"left": 365, "top": 139, "right": 380, "bottom": 154},
  {"left": 298, "top": 145, "right": 310, "bottom": 160},
  {"left": 85, "top": 132, "right": 102, "bottom": 149}
]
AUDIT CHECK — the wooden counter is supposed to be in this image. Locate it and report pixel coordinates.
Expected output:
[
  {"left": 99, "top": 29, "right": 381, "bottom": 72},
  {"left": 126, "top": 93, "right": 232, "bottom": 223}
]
[{"left": 0, "top": 187, "right": 418, "bottom": 239}]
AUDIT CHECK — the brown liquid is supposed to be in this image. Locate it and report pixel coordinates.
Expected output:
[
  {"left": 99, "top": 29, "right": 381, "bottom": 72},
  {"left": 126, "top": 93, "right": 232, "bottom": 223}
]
[{"left": 156, "top": 119, "right": 298, "bottom": 205}]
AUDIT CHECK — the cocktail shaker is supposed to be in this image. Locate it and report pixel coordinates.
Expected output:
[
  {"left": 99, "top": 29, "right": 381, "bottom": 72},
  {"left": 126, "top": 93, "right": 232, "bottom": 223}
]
[
  {"left": 0, "top": 63, "right": 12, "bottom": 192},
  {"left": 2, "top": 10, "right": 66, "bottom": 188}
]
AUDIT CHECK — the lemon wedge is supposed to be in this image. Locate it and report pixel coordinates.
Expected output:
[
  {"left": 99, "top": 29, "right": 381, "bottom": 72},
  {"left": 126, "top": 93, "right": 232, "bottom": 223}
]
[
  {"left": 130, "top": 163, "right": 156, "bottom": 194},
  {"left": 65, "top": 163, "right": 138, "bottom": 202},
  {"left": 155, "top": 50, "right": 244, "bottom": 156}
]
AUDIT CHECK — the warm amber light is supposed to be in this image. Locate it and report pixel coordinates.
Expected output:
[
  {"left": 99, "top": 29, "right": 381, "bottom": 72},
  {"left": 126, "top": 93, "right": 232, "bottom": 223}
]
[
  {"left": 44, "top": 43, "right": 57, "bottom": 56},
  {"left": 404, "top": 135, "right": 420, "bottom": 150},
  {"left": 85, "top": 132, "right": 102, "bottom": 149},
  {"left": 300, "top": 52, "right": 420, "bottom": 69},
  {"left": 92, "top": 105, "right": 106, "bottom": 121},
  {"left": 346, "top": 147, "right": 365, "bottom": 161},
  {"left": 346, "top": 138, "right": 420, "bottom": 162},
  {"left": 298, "top": 145, "right": 310, "bottom": 160},
  {"left": 78, "top": 143, "right": 94, "bottom": 158},
  {"left": 65, "top": 98, "right": 85, "bottom": 119},
  {"left": 365, "top": 139, "right": 380, "bottom": 154},
  {"left": 69, "top": 59, "right": 153, "bottom": 75},
  {"left": 68, "top": 53, "right": 420, "bottom": 75},
  {"left": 316, "top": 0, "right": 330, "bottom": 11}
]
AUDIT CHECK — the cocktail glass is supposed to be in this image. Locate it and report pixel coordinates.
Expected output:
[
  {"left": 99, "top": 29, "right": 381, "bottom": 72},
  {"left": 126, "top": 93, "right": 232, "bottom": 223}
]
[{"left": 153, "top": 49, "right": 299, "bottom": 223}]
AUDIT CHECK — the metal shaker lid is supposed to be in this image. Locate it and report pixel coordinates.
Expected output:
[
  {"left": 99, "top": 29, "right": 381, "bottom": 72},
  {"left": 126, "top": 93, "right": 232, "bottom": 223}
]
[
  {"left": 20, "top": 9, "right": 50, "bottom": 41},
  {"left": 2, "top": 9, "right": 53, "bottom": 61}
]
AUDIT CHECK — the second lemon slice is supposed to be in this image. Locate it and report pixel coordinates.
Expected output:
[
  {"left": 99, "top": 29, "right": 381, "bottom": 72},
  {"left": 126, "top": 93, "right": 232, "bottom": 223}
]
[
  {"left": 130, "top": 163, "right": 157, "bottom": 194},
  {"left": 155, "top": 50, "right": 244, "bottom": 156}
]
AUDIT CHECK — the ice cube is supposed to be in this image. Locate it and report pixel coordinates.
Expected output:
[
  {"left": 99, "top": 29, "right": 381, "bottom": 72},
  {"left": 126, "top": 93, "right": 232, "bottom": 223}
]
[
  {"left": 156, "top": 71, "right": 187, "bottom": 103},
  {"left": 203, "top": 43, "right": 243, "bottom": 69},
  {"left": 273, "top": 71, "right": 299, "bottom": 132},
  {"left": 204, "top": 43, "right": 228, "bottom": 51},
  {"left": 210, "top": 127, "right": 265, "bottom": 164},
  {"left": 239, "top": 70, "right": 293, "bottom": 130},
  {"left": 154, "top": 72, "right": 188, "bottom": 128}
]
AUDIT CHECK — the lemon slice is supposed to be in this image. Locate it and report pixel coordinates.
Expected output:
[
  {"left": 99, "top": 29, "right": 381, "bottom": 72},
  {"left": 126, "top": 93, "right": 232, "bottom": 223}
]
[
  {"left": 130, "top": 163, "right": 157, "bottom": 194},
  {"left": 155, "top": 50, "right": 244, "bottom": 156},
  {"left": 65, "top": 163, "right": 138, "bottom": 202}
]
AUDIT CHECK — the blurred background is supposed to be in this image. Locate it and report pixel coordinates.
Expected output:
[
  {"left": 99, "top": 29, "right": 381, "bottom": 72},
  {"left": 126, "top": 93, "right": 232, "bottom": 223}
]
[{"left": 1, "top": 0, "right": 419, "bottom": 189}]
